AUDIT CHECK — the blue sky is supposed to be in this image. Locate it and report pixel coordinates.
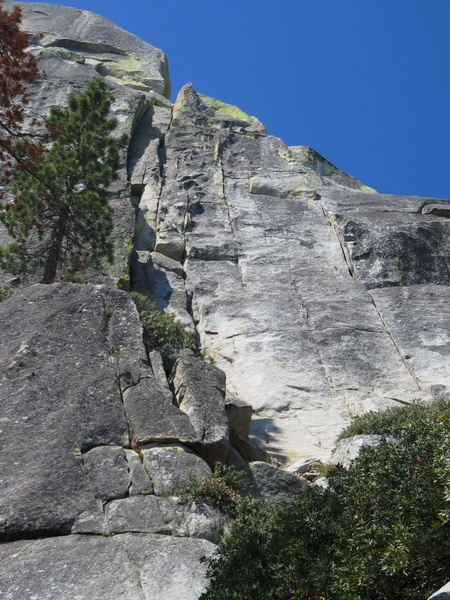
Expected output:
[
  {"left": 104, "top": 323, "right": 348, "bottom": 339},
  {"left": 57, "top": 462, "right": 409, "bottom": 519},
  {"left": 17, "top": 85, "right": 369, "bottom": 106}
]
[{"left": 20, "top": 0, "right": 450, "bottom": 199}]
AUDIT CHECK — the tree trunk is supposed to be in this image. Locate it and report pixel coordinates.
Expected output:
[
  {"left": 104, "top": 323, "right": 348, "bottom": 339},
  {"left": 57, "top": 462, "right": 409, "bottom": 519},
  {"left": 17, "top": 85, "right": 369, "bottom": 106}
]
[{"left": 42, "top": 208, "right": 68, "bottom": 284}]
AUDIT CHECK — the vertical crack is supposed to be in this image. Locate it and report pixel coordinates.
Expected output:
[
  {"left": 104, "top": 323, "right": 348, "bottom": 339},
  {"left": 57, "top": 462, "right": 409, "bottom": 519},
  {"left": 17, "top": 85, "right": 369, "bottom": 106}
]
[
  {"left": 214, "top": 136, "right": 246, "bottom": 286},
  {"left": 321, "top": 203, "right": 354, "bottom": 278},
  {"left": 368, "top": 291, "right": 423, "bottom": 392},
  {"left": 103, "top": 300, "right": 132, "bottom": 446},
  {"left": 153, "top": 134, "right": 168, "bottom": 253}
]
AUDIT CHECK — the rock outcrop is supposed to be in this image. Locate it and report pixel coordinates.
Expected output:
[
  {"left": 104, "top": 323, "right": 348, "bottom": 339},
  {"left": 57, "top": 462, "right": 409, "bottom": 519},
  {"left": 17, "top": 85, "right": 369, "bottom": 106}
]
[
  {"left": 1, "top": 3, "right": 450, "bottom": 598},
  {"left": 144, "top": 84, "right": 450, "bottom": 464}
]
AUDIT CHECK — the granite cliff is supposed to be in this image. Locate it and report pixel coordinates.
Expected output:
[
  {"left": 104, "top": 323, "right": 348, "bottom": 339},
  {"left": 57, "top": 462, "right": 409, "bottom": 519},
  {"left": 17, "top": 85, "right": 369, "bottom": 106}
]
[{"left": 1, "top": 3, "right": 450, "bottom": 598}]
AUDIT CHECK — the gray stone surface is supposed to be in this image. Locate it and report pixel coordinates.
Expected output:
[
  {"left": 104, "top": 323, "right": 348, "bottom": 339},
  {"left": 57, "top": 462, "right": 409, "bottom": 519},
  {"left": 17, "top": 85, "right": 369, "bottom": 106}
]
[
  {"left": 142, "top": 445, "right": 212, "bottom": 496},
  {"left": 83, "top": 446, "right": 130, "bottom": 502},
  {"left": 124, "top": 449, "right": 154, "bottom": 495},
  {"left": 369, "top": 285, "right": 450, "bottom": 396},
  {"left": 142, "top": 83, "right": 449, "bottom": 466},
  {"left": 12, "top": 2, "right": 170, "bottom": 97},
  {"left": 428, "top": 582, "right": 450, "bottom": 600},
  {"left": 225, "top": 395, "right": 253, "bottom": 438},
  {"left": 0, "top": 283, "right": 189, "bottom": 539},
  {"left": 123, "top": 376, "right": 197, "bottom": 446},
  {"left": 105, "top": 495, "right": 170, "bottom": 534},
  {"left": 0, "top": 284, "right": 133, "bottom": 538},
  {"left": 170, "top": 354, "right": 230, "bottom": 466},
  {"left": 246, "top": 461, "right": 307, "bottom": 503},
  {"left": 332, "top": 435, "right": 397, "bottom": 469},
  {"left": 0, "top": 533, "right": 214, "bottom": 600}
]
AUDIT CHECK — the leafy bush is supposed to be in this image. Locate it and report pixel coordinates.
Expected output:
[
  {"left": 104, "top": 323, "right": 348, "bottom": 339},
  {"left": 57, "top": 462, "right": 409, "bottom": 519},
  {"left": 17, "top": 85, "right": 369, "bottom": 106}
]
[
  {"left": 0, "top": 285, "right": 12, "bottom": 301},
  {"left": 131, "top": 292, "right": 198, "bottom": 356},
  {"left": 336, "top": 397, "right": 450, "bottom": 441},
  {"left": 178, "top": 463, "right": 245, "bottom": 517},
  {"left": 201, "top": 408, "right": 450, "bottom": 600}
]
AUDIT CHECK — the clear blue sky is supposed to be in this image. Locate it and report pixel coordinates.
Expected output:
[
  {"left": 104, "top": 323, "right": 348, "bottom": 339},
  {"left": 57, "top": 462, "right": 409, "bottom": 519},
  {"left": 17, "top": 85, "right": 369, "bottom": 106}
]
[{"left": 21, "top": 0, "right": 450, "bottom": 199}]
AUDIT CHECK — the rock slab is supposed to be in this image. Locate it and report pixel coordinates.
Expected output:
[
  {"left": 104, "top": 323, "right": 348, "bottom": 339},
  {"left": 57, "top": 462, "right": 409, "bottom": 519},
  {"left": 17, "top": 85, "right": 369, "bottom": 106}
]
[{"left": 0, "top": 533, "right": 214, "bottom": 600}]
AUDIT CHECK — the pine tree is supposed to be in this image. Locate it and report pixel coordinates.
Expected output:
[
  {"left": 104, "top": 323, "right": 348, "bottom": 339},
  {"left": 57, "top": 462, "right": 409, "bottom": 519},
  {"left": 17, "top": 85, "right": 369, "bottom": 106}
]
[
  {"left": 0, "top": 0, "right": 41, "bottom": 187},
  {"left": 0, "top": 78, "right": 128, "bottom": 283}
]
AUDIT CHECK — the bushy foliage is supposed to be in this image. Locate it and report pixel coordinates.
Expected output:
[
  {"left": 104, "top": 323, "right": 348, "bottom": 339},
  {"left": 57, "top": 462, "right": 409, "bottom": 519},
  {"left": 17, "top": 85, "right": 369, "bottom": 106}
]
[
  {"left": 0, "top": 284, "right": 12, "bottom": 301},
  {"left": 131, "top": 291, "right": 198, "bottom": 356},
  {"left": 336, "top": 397, "right": 450, "bottom": 441},
  {"left": 178, "top": 463, "right": 245, "bottom": 517},
  {"left": 201, "top": 407, "right": 450, "bottom": 600}
]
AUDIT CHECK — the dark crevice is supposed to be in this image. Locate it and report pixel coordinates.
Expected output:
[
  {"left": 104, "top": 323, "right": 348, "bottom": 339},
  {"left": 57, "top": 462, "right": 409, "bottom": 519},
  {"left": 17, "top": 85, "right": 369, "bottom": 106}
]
[
  {"left": 45, "top": 39, "right": 128, "bottom": 56},
  {"left": 103, "top": 303, "right": 132, "bottom": 447},
  {"left": 321, "top": 204, "right": 354, "bottom": 277},
  {"left": 0, "top": 527, "right": 74, "bottom": 544}
]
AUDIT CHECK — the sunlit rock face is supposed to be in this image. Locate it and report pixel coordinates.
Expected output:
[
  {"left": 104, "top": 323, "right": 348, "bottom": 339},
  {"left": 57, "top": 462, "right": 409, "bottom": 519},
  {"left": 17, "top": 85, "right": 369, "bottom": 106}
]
[
  {"left": 1, "top": 4, "right": 450, "bottom": 598},
  {"left": 142, "top": 83, "right": 450, "bottom": 464}
]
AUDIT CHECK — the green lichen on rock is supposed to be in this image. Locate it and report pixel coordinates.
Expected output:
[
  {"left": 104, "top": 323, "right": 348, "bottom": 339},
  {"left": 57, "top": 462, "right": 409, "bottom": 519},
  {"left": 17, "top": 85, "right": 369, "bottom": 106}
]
[{"left": 199, "top": 95, "right": 252, "bottom": 121}]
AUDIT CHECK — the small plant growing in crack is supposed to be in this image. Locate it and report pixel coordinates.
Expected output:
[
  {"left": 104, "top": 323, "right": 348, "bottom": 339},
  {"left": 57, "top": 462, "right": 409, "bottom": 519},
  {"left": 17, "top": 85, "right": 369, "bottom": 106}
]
[
  {"left": 131, "top": 438, "right": 144, "bottom": 460},
  {"left": 104, "top": 306, "right": 113, "bottom": 318},
  {"left": 177, "top": 463, "right": 246, "bottom": 517},
  {"left": 110, "top": 344, "right": 122, "bottom": 359},
  {"left": 131, "top": 292, "right": 200, "bottom": 357}
]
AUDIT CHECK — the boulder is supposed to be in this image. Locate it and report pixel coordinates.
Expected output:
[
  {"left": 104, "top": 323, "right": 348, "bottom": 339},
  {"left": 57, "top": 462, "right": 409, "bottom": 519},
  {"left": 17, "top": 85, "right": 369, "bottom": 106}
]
[
  {"left": 225, "top": 395, "right": 253, "bottom": 438},
  {"left": 105, "top": 495, "right": 171, "bottom": 534},
  {"left": 142, "top": 445, "right": 212, "bottom": 496},
  {"left": 170, "top": 353, "right": 230, "bottom": 466},
  {"left": 245, "top": 461, "right": 307, "bottom": 503},
  {"left": 0, "top": 534, "right": 214, "bottom": 600},
  {"left": 428, "top": 582, "right": 450, "bottom": 600},
  {"left": 83, "top": 446, "right": 130, "bottom": 502},
  {"left": 332, "top": 435, "right": 397, "bottom": 469},
  {"left": 0, "top": 284, "right": 134, "bottom": 539},
  {"left": 123, "top": 376, "right": 197, "bottom": 446}
]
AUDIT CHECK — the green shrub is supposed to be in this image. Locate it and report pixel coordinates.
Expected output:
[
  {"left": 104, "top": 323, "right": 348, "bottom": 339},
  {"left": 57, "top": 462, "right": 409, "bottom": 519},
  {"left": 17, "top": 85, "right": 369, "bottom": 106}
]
[
  {"left": 336, "top": 397, "right": 450, "bottom": 441},
  {"left": 178, "top": 463, "right": 245, "bottom": 517},
  {"left": 131, "top": 291, "right": 198, "bottom": 356},
  {"left": 0, "top": 284, "right": 12, "bottom": 301},
  {"left": 201, "top": 409, "right": 450, "bottom": 599}
]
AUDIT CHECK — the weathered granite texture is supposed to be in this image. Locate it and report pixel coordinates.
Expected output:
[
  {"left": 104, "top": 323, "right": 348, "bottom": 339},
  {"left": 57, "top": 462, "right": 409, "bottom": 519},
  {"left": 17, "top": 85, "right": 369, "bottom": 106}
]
[
  {"left": 0, "top": 283, "right": 254, "bottom": 540},
  {"left": 2, "top": 3, "right": 450, "bottom": 598},
  {"left": 0, "top": 534, "right": 214, "bottom": 600},
  {"left": 136, "top": 82, "right": 450, "bottom": 465}
]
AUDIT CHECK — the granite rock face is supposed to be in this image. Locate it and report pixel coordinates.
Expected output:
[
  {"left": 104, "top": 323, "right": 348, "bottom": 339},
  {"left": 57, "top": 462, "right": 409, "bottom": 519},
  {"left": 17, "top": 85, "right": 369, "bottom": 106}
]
[
  {"left": 143, "top": 83, "right": 450, "bottom": 465},
  {"left": 0, "top": 534, "right": 214, "bottom": 600},
  {"left": 1, "top": 3, "right": 450, "bottom": 598},
  {"left": 0, "top": 283, "right": 225, "bottom": 595}
]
